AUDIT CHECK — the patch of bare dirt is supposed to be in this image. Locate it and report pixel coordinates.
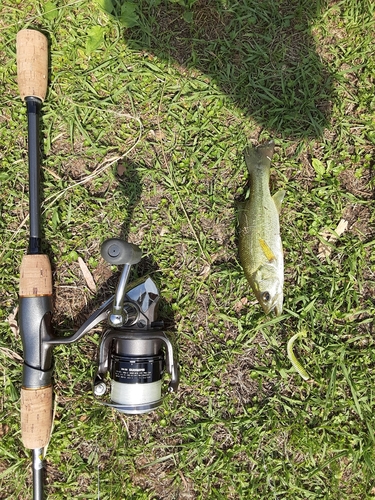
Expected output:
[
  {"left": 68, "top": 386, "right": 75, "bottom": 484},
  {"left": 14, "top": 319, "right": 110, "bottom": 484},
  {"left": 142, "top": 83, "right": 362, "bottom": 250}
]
[{"left": 339, "top": 168, "right": 374, "bottom": 201}]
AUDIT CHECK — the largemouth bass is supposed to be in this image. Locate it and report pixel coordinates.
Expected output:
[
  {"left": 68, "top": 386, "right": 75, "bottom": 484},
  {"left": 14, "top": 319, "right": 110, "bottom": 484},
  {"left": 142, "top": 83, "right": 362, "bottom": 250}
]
[{"left": 238, "top": 140, "right": 285, "bottom": 316}]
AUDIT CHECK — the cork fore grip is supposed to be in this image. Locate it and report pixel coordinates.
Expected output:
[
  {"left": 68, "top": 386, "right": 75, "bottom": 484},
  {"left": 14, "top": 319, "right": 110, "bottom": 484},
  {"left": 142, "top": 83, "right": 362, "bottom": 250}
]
[
  {"left": 16, "top": 29, "right": 48, "bottom": 102},
  {"left": 20, "top": 254, "right": 52, "bottom": 297},
  {"left": 21, "top": 386, "right": 53, "bottom": 449}
]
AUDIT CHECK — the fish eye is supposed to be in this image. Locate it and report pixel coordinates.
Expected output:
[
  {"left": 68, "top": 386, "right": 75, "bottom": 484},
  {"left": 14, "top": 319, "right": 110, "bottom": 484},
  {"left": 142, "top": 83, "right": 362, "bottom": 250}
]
[{"left": 262, "top": 292, "right": 271, "bottom": 302}]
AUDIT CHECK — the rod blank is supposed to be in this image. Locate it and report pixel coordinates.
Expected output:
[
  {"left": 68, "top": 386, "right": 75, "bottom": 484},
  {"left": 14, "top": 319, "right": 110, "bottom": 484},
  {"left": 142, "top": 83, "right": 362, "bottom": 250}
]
[{"left": 32, "top": 448, "right": 44, "bottom": 500}]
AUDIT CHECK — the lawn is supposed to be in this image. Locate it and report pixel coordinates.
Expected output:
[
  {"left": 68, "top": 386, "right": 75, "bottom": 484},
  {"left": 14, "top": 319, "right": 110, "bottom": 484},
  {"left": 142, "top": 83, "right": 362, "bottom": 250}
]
[{"left": 0, "top": 0, "right": 375, "bottom": 498}]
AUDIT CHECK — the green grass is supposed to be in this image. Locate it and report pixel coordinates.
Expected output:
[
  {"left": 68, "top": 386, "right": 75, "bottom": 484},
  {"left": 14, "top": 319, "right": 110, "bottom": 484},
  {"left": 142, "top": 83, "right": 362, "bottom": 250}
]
[{"left": 1, "top": 0, "right": 375, "bottom": 498}]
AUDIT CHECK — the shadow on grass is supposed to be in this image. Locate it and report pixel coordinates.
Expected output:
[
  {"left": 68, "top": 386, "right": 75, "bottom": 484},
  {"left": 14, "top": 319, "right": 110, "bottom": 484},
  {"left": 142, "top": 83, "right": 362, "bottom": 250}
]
[
  {"left": 116, "top": 159, "right": 177, "bottom": 328},
  {"left": 106, "top": 0, "right": 333, "bottom": 140},
  {"left": 116, "top": 158, "right": 143, "bottom": 239},
  {"left": 61, "top": 157, "right": 176, "bottom": 342}
]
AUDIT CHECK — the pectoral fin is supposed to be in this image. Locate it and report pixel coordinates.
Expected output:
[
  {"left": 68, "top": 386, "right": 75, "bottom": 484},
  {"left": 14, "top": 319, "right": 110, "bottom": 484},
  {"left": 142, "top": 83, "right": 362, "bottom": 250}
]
[
  {"left": 259, "top": 238, "right": 276, "bottom": 262},
  {"left": 273, "top": 190, "right": 286, "bottom": 214}
]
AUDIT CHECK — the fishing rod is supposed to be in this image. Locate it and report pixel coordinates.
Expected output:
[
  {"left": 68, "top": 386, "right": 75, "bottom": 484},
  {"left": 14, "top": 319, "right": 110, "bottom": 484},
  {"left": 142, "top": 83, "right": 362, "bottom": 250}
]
[
  {"left": 16, "top": 29, "right": 53, "bottom": 500},
  {"left": 16, "top": 29, "right": 178, "bottom": 499}
]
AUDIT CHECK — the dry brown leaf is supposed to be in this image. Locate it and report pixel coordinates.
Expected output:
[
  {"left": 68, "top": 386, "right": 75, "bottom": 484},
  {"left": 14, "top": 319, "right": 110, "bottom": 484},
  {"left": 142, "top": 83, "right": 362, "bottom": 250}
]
[
  {"left": 0, "top": 346, "right": 23, "bottom": 362},
  {"left": 117, "top": 161, "right": 126, "bottom": 177},
  {"left": 234, "top": 297, "right": 249, "bottom": 313},
  {"left": 6, "top": 306, "right": 19, "bottom": 337},
  {"left": 318, "top": 219, "right": 348, "bottom": 260},
  {"left": 199, "top": 264, "right": 211, "bottom": 279},
  {"left": 148, "top": 129, "right": 166, "bottom": 142},
  {"left": 78, "top": 257, "right": 97, "bottom": 292},
  {"left": 0, "top": 424, "right": 10, "bottom": 437}
]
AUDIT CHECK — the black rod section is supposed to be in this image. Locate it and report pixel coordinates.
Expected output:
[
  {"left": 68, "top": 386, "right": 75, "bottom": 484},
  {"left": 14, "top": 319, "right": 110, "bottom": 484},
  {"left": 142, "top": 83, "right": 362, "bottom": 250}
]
[{"left": 25, "top": 96, "right": 42, "bottom": 255}]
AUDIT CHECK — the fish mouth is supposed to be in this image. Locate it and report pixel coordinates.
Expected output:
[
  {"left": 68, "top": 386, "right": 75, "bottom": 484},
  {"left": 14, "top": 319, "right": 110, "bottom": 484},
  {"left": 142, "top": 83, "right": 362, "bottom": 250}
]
[
  {"left": 273, "top": 301, "right": 283, "bottom": 316},
  {"left": 261, "top": 294, "right": 283, "bottom": 316}
]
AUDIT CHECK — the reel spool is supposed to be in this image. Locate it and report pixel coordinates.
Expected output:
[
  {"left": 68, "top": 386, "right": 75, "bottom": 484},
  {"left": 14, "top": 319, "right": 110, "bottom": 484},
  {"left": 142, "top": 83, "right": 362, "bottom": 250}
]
[{"left": 94, "top": 329, "right": 174, "bottom": 414}]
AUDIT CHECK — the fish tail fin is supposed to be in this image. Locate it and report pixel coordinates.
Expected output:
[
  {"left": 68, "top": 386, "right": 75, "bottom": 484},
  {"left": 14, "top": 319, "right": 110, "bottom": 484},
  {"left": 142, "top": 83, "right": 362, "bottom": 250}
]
[{"left": 244, "top": 140, "right": 275, "bottom": 174}]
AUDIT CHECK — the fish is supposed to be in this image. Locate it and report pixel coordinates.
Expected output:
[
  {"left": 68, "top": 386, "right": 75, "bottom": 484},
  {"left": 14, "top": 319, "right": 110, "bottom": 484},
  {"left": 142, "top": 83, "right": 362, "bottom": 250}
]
[{"left": 238, "top": 140, "right": 285, "bottom": 316}]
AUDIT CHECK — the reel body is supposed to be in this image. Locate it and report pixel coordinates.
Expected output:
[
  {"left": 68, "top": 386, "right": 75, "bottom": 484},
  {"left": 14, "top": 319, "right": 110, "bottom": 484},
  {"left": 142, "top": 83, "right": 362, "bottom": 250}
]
[{"left": 93, "top": 276, "right": 179, "bottom": 414}]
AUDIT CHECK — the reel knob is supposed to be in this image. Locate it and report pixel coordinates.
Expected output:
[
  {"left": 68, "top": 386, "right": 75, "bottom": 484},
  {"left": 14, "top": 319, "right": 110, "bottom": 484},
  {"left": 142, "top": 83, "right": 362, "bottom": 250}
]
[{"left": 101, "top": 239, "right": 142, "bottom": 266}]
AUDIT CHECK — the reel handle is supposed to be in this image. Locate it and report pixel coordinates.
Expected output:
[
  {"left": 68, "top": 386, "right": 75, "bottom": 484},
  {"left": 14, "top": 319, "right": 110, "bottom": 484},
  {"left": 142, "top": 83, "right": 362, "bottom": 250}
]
[
  {"left": 101, "top": 239, "right": 142, "bottom": 266},
  {"left": 16, "top": 29, "right": 48, "bottom": 102},
  {"left": 19, "top": 255, "right": 54, "bottom": 449},
  {"left": 101, "top": 239, "right": 142, "bottom": 327}
]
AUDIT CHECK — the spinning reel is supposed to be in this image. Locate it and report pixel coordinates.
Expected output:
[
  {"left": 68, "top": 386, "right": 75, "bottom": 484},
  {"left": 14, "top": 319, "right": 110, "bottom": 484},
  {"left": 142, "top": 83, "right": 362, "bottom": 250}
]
[
  {"left": 93, "top": 239, "right": 179, "bottom": 413},
  {"left": 42, "top": 239, "right": 179, "bottom": 414}
]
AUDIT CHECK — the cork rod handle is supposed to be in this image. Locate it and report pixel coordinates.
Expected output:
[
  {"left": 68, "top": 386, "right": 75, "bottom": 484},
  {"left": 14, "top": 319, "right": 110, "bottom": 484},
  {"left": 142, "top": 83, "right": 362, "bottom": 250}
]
[
  {"left": 19, "top": 254, "right": 53, "bottom": 298},
  {"left": 21, "top": 386, "right": 53, "bottom": 449},
  {"left": 16, "top": 29, "right": 48, "bottom": 102}
]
